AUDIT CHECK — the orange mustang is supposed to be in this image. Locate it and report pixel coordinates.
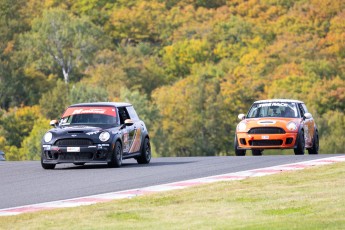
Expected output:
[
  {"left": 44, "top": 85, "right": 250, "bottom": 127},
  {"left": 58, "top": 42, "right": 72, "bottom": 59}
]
[{"left": 235, "top": 99, "right": 319, "bottom": 156}]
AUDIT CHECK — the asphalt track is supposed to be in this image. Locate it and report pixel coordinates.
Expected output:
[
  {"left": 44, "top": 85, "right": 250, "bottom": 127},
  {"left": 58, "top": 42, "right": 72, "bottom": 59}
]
[{"left": 0, "top": 154, "right": 342, "bottom": 210}]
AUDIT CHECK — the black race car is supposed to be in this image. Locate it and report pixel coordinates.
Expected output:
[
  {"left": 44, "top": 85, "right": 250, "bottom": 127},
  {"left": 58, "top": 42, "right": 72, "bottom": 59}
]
[{"left": 41, "top": 102, "right": 151, "bottom": 169}]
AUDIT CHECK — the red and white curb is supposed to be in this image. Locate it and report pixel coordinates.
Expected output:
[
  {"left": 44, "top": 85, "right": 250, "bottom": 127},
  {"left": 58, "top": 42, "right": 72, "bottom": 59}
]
[{"left": 1, "top": 156, "right": 344, "bottom": 217}]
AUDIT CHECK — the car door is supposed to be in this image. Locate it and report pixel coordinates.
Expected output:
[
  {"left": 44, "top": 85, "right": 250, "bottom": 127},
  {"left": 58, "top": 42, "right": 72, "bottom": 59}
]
[
  {"left": 118, "top": 106, "right": 142, "bottom": 154},
  {"left": 118, "top": 107, "right": 135, "bottom": 154},
  {"left": 125, "top": 106, "right": 142, "bottom": 154},
  {"left": 298, "top": 103, "right": 313, "bottom": 147}
]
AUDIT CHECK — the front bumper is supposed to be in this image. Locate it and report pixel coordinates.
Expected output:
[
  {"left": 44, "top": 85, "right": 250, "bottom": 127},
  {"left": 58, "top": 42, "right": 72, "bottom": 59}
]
[
  {"left": 236, "top": 133, "right": 298, "bottom": 150},
  {"left": 41, "top": 144, "right": 113, "bottom": 164}
]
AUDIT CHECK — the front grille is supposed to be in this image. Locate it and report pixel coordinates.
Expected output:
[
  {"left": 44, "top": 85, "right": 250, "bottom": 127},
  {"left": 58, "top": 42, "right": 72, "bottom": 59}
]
[
  {"left": 248, "top": 127, "right": 286, "bottom": 134},
  {"left": 249, "top": 140, "right": 283, "bottom": 146},
  {"left": 55, "top": 139, "right": 93, "bottom": 146},
  {"left": 59, "top": 152, "right": 94, "bottom": 160}
]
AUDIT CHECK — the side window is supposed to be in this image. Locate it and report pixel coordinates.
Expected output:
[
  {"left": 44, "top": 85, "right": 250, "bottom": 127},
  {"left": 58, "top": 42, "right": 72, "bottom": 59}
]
[
  {"left": 118, "top": 107, "right": 130, "bottom": 124},
  {"left": 126, "top": 106, "right": 139, "bottom": 121},
  {"left": 301, "top": 104, "right": 309, "bottom": 113},
  {"left": 298, "top": 104, "right": 306, "bottom": 117}
]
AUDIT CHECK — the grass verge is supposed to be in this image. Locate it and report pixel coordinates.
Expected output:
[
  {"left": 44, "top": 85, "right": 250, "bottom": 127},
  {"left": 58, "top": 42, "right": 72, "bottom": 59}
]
[{"left": 1, "top": 162, "right": 345, "bottom": 230}]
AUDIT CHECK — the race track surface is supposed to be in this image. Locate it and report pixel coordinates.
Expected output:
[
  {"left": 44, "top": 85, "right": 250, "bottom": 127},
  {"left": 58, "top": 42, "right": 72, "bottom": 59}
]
[{"left": 0, "top": 154, "right": 342, "bottom": 209}]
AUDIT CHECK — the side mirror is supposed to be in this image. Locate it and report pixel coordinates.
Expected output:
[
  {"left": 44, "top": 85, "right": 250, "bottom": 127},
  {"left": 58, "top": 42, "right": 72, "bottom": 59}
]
[
  {"left": 238, "top": 114, "right": 245, "bottom": 120},
  {"left": 304, "top": 113, "right": 312, "bottom": 119},
  {"left": 50, "top": 120, "right": 58, "bottom": 127},
  {"left": 124, "top": 119, "right": 134, "bottom": 126}
]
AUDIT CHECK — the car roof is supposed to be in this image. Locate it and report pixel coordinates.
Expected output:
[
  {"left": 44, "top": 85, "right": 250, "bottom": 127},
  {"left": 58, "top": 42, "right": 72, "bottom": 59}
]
[
  {"left": 253, "top": 99, "right": 304, "bottom": 104},
  {"left": 69, "top": 102, "right": 132, "bottom": 108}
]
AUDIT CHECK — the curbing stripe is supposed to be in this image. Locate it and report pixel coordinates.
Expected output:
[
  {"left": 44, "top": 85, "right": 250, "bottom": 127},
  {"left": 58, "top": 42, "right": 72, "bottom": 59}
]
[{"left": 0, "top": 155, "right": 344, "bottom": 217}]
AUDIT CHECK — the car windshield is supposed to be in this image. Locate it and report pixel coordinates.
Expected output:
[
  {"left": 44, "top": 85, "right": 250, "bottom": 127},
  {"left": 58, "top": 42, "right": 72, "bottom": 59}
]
[
  {"left": 59, "top": 106, "right": 118, "bottom": 126},
  {"left": 60, "top": 113, "right": 117, "bottom": 126},
  {"left": 246, "top": 102, "right": 299, "bottom": 118}
]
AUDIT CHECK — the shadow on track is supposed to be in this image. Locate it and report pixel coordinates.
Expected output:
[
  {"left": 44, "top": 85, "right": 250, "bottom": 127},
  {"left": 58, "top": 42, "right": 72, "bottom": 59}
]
[{"left": 54, "top": 160, "right": 196, "bottom": 170}]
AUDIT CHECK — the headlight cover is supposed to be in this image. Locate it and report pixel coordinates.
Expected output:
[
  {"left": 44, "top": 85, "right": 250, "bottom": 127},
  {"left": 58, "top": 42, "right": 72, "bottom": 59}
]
[
  {"left": 99, "top": 131, "right": 110, "bottom": 142},
  {"left": 237, "top": 122, "right": 247, "bottom": 132},
  {"left": 44, "top": 132, "right": 53, "bottom": 143},
  {"left": 287, "top": 121, "right": 297, "bottom": 131}
]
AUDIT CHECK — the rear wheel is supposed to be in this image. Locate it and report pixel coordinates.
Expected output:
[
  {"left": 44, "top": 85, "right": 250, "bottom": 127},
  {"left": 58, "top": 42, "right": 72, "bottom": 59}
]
[
  {"left": 234, "top": 135, "right": 246, "bottom": 156},
  {"left": 41, "top": 155, "right": 56, "bottom": 170},
  {"left": 308, "top": 130, "right": 319, "bottom": 155},
  {"left": 108, "top": 141, "right": 122, "bottom": 168},
  {"left": 137, "top": 138, "right": 151, "bottom": 164},
  {"left": 252, "top": 150, "right": 262, "bottom": 156},
  {"left": 294, "top": 130, "right": 305, "bottom": 155}
]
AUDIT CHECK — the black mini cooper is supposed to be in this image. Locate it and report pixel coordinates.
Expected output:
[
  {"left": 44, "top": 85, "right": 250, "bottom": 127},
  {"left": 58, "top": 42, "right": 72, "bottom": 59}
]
[{"left": 41, "top": 102, "right": 151, "bottom": 169}]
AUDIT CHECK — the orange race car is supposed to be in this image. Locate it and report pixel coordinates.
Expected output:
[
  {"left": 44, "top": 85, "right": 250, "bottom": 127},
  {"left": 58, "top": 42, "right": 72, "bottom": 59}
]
[{"left": 235, "top": 99, "right": 319, "bottom": 156}]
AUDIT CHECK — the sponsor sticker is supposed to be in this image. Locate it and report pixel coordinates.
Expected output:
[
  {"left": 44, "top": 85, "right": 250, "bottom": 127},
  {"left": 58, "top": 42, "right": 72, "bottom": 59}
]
[
  {"left": 62, "top": 106, "right": 117, "bottom": 118},
  {"left": 67, "top": 147, "right": 80, "bottom": 152},
  {"left": 86, "top": 131, "right": 100, "bottom": 135},
  {"left": 258, "top": 102, "right": 288, "bottom": 107}
]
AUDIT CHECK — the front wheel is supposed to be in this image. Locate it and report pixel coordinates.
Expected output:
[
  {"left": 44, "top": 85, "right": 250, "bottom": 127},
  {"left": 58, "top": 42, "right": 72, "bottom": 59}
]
[
  {"left": 108, "top": 141, "right": 122, "bottom": 168},
  {"left": 308, "top": 131, "right": 319, "bottom": 155},
  {"left": 234, "top": 135, "right": 246, "bottom": 156},
  {"left": 41, "top": 155, "right": 56, "bottom": 170},
  {"left": 294, "top": 130, "right": 305, "bottom": 155},
  {"left": 137, "top": 138, "right": 151, "bottom": 164}
]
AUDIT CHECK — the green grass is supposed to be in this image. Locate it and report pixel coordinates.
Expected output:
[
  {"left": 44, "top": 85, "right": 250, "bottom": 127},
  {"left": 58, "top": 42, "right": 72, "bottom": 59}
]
[{"left": 1, "top": 162, "right": 345, "bottom": 230}]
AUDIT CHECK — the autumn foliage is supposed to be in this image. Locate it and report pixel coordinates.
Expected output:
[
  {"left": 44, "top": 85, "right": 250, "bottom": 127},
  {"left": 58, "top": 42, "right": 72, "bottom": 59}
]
[{"left": 0, "top": 0, "right": 344, "bottom": 159}]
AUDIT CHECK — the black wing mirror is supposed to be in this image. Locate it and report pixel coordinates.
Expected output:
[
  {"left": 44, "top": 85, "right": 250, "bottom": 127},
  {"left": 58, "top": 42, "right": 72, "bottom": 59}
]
[{"left": 124, "top": 119, "right": 134, "bottom": 126}]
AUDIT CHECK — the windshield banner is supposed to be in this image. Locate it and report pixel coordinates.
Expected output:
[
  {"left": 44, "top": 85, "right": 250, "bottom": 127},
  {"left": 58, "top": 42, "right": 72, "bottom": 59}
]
[{"left": 62, "top": 107, "right": 117, "bottom": 118}]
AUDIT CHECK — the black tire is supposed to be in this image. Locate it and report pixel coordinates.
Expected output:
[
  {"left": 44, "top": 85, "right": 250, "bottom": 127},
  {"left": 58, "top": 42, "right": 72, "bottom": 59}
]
[
  {"left": 108, "top": 141, "right": 122, "bottom": 168},
  {"left": 137, "top": 138, "right": 151, "bottom": 164},
  {"left": 41, "top": 156, "right": 56, "bottom": 170},
  {"left": 234, "top": 135, "right": 246, "bottom": 156},
  {"left": 308, "top": 130, "right": 319, "bottom": 155},
  {"left": 252, "top": 150, "right": 262, "bottom": 156},
  {"left": 294, "top": 130, "right": 305, "bottom": 155},
  {"left": 73, "top": 163, "right": 85, "bottom": 166}
]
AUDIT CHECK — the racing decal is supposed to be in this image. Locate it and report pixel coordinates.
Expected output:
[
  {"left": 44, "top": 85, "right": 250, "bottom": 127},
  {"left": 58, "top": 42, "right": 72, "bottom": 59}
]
[
  {"left": 257, "top": 120, "right": 276, "bottom": 125},
  {"left": 86, "top": 131, "right": 100, "bottom": 135},
  {"left": 129, "top": 128, "right": 142, "bottom": 153},
  {"left": 62, "top": 107, "right": 117, "bottom": 118},
  {"left": 258, "top": 102, "right": 288, "bottom": 107},
  {"left": 123, "top": 129, "right": 130, "bottom": 152}
]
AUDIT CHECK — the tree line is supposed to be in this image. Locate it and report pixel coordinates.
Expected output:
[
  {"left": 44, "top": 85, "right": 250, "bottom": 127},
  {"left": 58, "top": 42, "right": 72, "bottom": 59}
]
[{"left": 0, "top": 0, "right": 344, "bottom": 160}]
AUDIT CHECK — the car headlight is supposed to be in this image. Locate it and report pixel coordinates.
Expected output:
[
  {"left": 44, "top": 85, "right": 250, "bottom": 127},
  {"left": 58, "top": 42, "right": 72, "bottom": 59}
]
[
  {"left": 99, "top": 131, "right": 110, "bottom": 142},
  {"left": 237, "top": 122, "right": 247, "bottom": 132},
  {"left": 44, "top": 132, "right": 53, "bottom": 143},
  {"left": 287, "top": 121, "right": 297, "bottom": 131}
]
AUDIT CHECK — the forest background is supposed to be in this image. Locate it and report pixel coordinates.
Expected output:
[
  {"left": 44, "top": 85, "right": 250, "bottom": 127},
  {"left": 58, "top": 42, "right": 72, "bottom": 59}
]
[{"left": 0, "top": 0, "right": 344, "bottom": 160}]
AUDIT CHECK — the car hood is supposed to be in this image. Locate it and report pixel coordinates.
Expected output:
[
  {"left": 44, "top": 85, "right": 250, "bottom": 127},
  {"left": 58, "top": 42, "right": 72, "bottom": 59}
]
[{"left": 49, "top": 125, "right": 117, "bottom": 136}]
